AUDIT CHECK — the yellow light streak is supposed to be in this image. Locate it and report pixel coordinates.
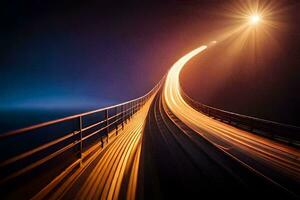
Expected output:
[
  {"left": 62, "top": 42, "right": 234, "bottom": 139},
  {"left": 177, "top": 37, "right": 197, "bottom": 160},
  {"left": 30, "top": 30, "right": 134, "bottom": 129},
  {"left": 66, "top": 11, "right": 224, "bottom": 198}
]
[{"left": 162, "top": 43, "right": 300, "bottom": 186}]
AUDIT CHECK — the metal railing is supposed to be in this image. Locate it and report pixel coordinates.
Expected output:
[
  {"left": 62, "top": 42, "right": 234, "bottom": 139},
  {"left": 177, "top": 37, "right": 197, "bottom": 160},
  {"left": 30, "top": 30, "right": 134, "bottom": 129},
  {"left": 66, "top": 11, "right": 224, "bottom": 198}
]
[
  {"left": 180, "top": 87, "right": 300, "bottom": 147},
  {"left": 0, "top": 79, "right": 163, "bottom": 198}
]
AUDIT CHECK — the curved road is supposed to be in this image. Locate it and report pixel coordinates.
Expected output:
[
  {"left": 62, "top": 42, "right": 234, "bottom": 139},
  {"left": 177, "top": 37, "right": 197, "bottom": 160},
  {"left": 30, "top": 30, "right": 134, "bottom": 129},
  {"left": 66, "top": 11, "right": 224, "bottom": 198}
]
[
  {"left": 37, "top": 43, "right": 299, "bottom": 200},
  {"left": 158, "top": 44, "right": 300, "bottom": 199}
]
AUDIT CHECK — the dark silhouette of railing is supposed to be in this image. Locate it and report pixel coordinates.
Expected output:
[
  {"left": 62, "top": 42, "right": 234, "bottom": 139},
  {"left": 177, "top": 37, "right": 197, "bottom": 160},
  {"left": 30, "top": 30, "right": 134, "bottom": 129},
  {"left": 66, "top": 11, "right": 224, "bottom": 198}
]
[
  {"left": 180, "top": 88, "right": 300, "bottom": 147},
  {"left": 0, "top": 80, "right": 162, "bottom": 199}
]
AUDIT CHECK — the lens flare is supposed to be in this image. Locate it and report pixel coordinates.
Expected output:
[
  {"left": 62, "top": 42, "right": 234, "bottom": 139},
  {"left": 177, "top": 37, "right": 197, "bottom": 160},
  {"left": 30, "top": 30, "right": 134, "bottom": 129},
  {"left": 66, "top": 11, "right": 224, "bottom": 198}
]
[
  {"left": 249, "top": 14, "right": 261, "bottom": 25},
  {"left": 212, "top": 0, "right": 289, "bottom": 66}
]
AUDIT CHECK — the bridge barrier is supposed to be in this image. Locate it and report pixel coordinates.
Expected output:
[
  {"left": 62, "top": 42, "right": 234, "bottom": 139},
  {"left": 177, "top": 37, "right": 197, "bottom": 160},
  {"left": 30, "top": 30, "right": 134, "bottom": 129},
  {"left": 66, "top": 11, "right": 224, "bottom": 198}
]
[
  {"left": 180, "top": 87, "right": 300, "bottom": 147},
  {"left": 0, "top": 78, "right": 163, "bottom": 199}
]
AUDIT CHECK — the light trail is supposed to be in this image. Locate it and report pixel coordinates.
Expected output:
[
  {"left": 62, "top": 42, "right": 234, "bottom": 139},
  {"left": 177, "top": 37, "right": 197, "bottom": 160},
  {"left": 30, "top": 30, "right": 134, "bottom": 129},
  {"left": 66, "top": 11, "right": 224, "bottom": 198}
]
[
  {"left": 35, "top": 93, "right": 157, "bottom": 200},
  {"left": 26, "top": 43, "right": 299, "bottom": 200},
  {"left": 163, "top": 43, "right": 300, "bottom": 195}
]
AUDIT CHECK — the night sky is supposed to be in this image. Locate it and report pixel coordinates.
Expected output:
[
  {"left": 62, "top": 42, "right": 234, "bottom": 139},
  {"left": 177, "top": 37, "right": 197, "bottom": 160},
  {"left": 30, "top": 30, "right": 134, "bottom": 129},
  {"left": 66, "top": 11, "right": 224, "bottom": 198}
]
[
  {"left": 1, "top": 0, "right": 299, "bottom": 130},
  {"left": 1, "top": 0, "right": 216, "bottom": 109}
]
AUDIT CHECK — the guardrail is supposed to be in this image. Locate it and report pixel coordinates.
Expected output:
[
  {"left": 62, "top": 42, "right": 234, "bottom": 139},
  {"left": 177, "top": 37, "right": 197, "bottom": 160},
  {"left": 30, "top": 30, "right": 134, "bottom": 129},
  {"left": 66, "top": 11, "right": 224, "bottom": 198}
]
[
  {"left": 180, "top": 88, "right": 300, "bottom": 147},
  {"left": 0, "top": 79, "right": 163, "bottom": 199}
]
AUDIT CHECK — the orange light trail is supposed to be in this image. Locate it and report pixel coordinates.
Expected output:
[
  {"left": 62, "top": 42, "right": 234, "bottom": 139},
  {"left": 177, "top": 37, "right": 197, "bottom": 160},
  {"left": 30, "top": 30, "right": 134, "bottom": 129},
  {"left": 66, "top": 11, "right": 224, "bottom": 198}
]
[
  {"left": 163, "top": 43, "right": 300, "bottom": 193},
  {"left": 32, "top": 93, "right": 157, "bottom": 200}
]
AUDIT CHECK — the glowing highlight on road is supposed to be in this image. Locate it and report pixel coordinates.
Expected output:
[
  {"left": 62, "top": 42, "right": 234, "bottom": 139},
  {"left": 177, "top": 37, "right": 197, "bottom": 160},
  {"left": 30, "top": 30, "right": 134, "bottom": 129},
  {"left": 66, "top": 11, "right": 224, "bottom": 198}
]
[
  {"left": 164, "top": 45, "right": 207, "bottom": 109},
  {"left": 163, "top": 43, "right": 300, "bottom": 188}
]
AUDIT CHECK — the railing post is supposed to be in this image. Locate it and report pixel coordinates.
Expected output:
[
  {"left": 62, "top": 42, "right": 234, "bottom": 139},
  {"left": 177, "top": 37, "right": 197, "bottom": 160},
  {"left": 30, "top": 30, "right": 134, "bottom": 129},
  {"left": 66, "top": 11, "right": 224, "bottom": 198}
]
[
  {"left": 133, "top": 102, "right": 135, "bottom": 115},
  {"left": 125, "top": 103, "right": 130, "bottom": 124},
  {"left": 105, "top": 109, "right": 109, "bottom": 143},
  {"left": 115, "top": 107, "right": 118, "bottom": 135},
  {"left": 133, "top": 102, "right": 135, "bottom": 116},
  {"left": 131, "top": 102, "right": 134, "bottom": 118},
  {"left": 79, "top": 116, "right": 83, "bottom": 164},
  {"left": 129, "top": 103, "right": 132, "bottom": 119},
  {"left": 128, "top": 103, "right": 130, "bottom": 120},
  {"left": 122, "top": 105, "right": 125, "bottom": 129}
]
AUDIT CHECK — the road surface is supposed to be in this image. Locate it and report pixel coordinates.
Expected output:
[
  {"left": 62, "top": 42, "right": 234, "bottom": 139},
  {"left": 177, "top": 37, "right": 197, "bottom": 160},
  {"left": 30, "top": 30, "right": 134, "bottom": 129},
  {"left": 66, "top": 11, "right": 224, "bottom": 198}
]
[{"left": 31, "top": 44, "right": 299, "bottom": 200}]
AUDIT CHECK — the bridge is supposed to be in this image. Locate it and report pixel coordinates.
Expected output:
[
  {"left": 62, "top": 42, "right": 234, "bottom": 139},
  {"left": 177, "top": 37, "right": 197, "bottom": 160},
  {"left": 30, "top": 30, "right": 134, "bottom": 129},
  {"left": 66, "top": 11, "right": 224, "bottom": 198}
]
[{"left": 0, "top": 44, "right": 299, "bottom": 200}]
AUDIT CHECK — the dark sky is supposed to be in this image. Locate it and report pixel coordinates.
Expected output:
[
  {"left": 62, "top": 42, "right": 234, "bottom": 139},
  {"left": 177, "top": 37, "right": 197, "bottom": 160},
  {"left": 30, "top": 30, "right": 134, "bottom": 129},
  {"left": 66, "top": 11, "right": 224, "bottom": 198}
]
[
  {"left": 1, "top": 0, "right": 299, "bottom": 126},
  {"left": 0, "top": 0, "right": 220, "bottom": 110}
]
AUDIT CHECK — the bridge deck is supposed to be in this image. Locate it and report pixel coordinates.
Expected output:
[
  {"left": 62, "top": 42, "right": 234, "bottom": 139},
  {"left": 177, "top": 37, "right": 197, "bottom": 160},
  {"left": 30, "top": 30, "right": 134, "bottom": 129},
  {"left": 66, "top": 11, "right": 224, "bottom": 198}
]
[
  {"left": 2, "top": 44, "right": 299, "bottom": 200},
  {"left": 34, "top": 95, "right": 155, "bottom": 200},
  {"left": 33, "top": 90, "right": 299, "bottom": 200},
  {"left": 138, "top": 91, "right": 299, "bottom": 199}
]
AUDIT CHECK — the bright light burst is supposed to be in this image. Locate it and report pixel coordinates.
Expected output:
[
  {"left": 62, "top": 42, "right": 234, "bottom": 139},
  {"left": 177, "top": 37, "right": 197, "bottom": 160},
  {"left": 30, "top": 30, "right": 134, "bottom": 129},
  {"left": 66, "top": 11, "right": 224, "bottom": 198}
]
[
  {"left": 214, "top": 0, "right": 289, "bottom": 62},
  {"left": 205, "top": 0, "right": 291, "bottom": 85},
  {"left": 249, "top": 14, "right": 261, "bottom": 25}
]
